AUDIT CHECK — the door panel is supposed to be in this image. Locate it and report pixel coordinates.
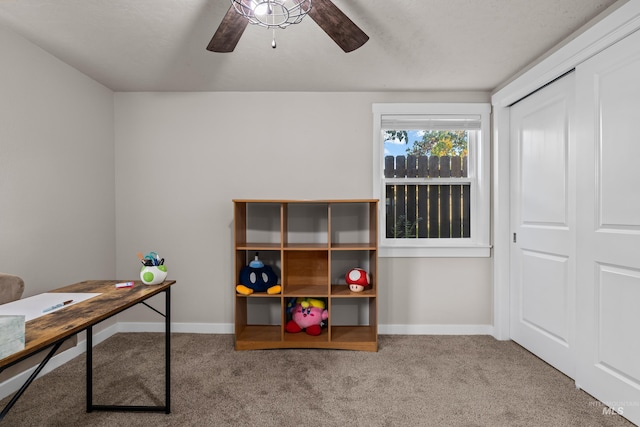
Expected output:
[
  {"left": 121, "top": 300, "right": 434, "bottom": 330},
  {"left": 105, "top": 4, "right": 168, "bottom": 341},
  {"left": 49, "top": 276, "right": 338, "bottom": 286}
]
[
  {"left": 598, "top": 266, "right": 640, "bottom": 384},
  {"left": 510, "top": 73, "right": 575, "bottom": 378},
  {"left": 576, "top": 28, "right": 640, "bottom": 424},
  {"left": 520, "top": 106, "right": 569, "bottom": 225},
  {"left": 598, "top": 53, "right": 640, "bottom": 228},
  {"left": 521, "top": 250, "right": 568, "bottom": 343}
]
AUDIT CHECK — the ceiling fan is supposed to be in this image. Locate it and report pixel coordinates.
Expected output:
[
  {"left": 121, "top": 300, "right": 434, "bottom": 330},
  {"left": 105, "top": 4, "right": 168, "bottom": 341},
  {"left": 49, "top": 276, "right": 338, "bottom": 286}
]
[{"left": 207, "top": 0, "right": 369, "bottom": 53}]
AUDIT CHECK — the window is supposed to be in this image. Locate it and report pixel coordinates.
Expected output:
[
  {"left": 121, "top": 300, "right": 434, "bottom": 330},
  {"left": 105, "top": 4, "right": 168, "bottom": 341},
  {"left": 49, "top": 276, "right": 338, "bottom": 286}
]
[{"left": 372, "top": 103, "right": 491, "bottom": 257}]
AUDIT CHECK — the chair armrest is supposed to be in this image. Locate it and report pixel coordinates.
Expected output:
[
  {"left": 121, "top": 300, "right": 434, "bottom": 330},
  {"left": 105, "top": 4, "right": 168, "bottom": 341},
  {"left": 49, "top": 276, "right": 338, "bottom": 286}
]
[{"left": 0, "top": 273, "right": 25, "bottom": 304}]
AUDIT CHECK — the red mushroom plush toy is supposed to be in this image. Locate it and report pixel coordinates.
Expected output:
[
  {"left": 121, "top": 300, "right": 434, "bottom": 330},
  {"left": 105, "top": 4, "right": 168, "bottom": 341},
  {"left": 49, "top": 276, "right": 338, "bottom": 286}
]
[{"left": 345, "top": 268, "right": 370, "bottom": 292}]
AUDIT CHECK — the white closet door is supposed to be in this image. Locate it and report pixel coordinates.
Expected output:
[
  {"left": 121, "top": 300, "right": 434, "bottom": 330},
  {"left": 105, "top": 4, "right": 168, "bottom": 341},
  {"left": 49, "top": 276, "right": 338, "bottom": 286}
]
[
  {"left": 575, "top": 29, "right": 640, "bottom": 425},
  {"left": 509, "top": 73, "right": 576, "bottom": 378}
]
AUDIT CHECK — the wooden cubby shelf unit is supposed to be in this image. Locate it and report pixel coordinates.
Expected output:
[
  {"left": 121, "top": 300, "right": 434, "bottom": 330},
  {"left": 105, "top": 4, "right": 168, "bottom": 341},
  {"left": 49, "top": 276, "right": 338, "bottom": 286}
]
[{"left": 233, "top": 199, "right": 378, "bottom": 351}]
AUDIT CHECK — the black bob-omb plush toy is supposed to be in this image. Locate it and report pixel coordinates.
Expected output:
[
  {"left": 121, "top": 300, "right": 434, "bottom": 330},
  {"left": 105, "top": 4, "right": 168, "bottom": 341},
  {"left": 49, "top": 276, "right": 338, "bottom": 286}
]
[{"left": 236, "top": 252, "right": 281, "bottom": 295}]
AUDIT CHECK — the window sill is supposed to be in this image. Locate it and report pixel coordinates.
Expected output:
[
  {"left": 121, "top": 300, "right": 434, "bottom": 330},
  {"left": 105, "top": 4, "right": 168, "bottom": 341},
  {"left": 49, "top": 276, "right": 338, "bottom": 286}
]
[{"left": 379, "top": 245, "right": 492, "bottom": 258}]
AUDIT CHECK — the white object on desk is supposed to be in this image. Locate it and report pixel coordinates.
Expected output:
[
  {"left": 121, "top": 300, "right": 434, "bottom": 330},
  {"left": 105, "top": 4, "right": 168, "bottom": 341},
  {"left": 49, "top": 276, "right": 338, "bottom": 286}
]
[
  {"left": 0, "top": 315, "right": 25, "bottom": 358},
  {"left": 0, "top": 293, "right": 101, "bottom": 322}
]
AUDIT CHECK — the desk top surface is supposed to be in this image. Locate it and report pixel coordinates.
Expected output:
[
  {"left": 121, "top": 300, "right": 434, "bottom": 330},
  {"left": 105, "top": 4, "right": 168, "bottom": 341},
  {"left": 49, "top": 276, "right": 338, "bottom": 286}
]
[{"left": 0, "top": 279, "right": 176, "bottom": 368}]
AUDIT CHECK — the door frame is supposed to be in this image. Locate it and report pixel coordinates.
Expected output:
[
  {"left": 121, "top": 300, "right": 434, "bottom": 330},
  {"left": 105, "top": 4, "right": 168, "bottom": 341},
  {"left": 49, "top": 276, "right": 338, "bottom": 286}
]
[{"left": 490, "top": 1, "right": 640, "bottom": 340}]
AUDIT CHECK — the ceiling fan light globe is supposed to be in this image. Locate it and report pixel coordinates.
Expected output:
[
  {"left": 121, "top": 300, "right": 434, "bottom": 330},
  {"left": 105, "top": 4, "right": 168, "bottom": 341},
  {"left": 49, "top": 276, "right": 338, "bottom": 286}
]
[
  {"left": 253, "top": 2, "right": 271, "bottom": 16},
  {"left": 231, "top": 0, "right": 311, "bottom": 29}
]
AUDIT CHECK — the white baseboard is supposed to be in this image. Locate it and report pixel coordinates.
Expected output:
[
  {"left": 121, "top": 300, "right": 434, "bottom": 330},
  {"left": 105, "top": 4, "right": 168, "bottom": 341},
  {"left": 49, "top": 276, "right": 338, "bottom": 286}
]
[
  {"left": 0, "top": 321, "right": 493, "bottom": 400},
  {"left": 117, "top": 322, "right": 233, "bottom": 334},
  {"left": 379, "top": 324, "right": 494, "bottom": 336},
  {"left": 116, "top": 322, "right": 494, "bottom": 336}
]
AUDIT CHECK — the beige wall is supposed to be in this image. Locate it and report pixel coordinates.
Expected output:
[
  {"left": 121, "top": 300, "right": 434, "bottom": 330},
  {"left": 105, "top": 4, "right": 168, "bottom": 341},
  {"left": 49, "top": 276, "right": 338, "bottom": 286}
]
[
  {"left": 0, "top": 26, "right": 116, "bottom": 295},
  {"left": 114, "top": 92, "right": 493, "bottom": 329}
]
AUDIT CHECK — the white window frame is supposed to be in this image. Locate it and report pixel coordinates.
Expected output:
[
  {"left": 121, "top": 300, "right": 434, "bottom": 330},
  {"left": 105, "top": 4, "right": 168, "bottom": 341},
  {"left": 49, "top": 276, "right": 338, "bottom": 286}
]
[{"left": 372, "top": 103, "right": 491, "bottom": 258}]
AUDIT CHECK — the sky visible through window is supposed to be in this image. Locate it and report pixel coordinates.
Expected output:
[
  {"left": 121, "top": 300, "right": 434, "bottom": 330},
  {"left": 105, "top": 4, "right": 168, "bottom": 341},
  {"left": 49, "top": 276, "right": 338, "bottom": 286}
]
[{"left": 383, "top": 130, "right": 424, "bottom": 157}]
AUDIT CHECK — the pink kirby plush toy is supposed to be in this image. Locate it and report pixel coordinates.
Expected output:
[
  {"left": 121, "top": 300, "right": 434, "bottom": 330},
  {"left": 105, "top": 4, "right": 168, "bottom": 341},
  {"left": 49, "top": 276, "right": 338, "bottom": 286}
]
[{"left": 285, "top": 298, "right": 328, "bottom": 336}]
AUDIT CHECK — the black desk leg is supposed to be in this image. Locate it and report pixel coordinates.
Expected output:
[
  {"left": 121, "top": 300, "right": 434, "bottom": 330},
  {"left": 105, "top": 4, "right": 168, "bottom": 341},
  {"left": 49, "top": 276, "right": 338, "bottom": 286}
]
[
  {"left": 85, "top": 287, "right": 170, "bottom": 414},
  {"left": 86, "top": 324, "right": 93, "bottom": 413},
  {"left": 0, "top": 341, "right": 64, "bottom": 422},
  {"left": 165, "top": 287, "right": 171, "bottom": 413}
]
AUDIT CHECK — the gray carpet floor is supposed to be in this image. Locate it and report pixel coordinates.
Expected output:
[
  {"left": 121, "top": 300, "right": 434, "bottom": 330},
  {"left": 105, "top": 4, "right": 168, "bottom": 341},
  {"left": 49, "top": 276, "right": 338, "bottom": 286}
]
[{"left": 0, "top": 333, "right": 634, "bottom": 426}]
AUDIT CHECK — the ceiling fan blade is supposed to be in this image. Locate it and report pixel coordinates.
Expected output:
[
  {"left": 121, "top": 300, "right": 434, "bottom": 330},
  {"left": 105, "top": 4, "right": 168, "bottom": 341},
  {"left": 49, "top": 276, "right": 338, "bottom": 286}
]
[
  {"left": 308, "top": 0, "right": 369, "bottom": 52},
  {"left": 207, "top": 5, "right": 249, "bottom": 53}
]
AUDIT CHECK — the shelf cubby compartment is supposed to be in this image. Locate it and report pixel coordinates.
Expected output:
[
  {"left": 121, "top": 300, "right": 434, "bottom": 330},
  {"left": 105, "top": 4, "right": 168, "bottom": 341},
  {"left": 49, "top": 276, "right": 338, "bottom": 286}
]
[
  {"left": 282, "top": 250, "right": 329, "bottom": 297},
  {"left": 236, "top": 202, "right": 282, "bottom": 247},
  {"left": 329, "top": 298, "right": 377, "bottom": 351},
  {"left": 283, "top": 294, "right": 330, "bottom": 346},
  {"left": 330, "top": 250, "right": 376, "bottom": 294},
  {"left": 235, "top": 296, "right": 283, "bottom": 350},
  {"left": 284, "top": 202, "right": 329, "bottom": 246},
  {"left": 329, "top": 202, "right": 377, "bottom": 248},
  {"left": 235, "top": 249, "right": 282, "bottom": 284}
]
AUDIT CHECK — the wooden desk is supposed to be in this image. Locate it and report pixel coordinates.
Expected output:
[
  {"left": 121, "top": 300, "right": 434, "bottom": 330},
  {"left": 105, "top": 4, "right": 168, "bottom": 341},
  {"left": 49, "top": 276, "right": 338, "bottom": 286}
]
[{"left": 0, "top": 279, "right": 175, "bottom": 421}]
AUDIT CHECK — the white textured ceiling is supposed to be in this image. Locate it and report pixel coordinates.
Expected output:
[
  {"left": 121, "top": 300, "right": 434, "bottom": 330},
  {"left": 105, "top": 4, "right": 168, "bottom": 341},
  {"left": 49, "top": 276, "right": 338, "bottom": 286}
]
[{"left": 0, "top": 0, "right": 619, "bottom": 92}]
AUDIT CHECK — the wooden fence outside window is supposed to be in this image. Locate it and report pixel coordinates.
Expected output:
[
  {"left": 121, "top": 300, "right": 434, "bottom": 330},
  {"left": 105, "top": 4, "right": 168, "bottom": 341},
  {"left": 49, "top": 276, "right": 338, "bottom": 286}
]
[{"left": 384, "top": 155, "right": 471, "bottom": 239}]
